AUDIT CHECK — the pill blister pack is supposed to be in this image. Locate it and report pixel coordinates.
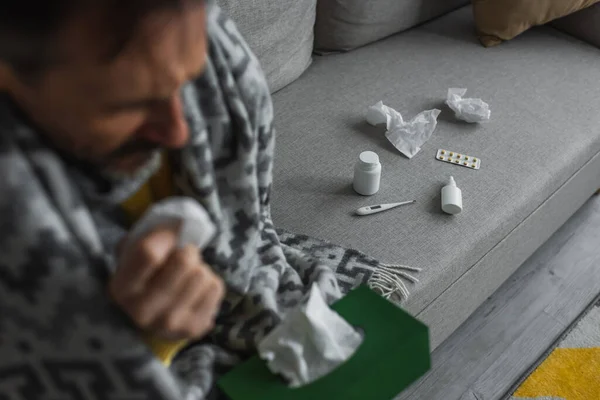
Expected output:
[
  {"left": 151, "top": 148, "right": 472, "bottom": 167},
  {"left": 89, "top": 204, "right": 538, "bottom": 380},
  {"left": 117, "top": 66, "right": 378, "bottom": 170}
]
[{"left": 436, "top": 149, "right": 481, "bottom": 170}]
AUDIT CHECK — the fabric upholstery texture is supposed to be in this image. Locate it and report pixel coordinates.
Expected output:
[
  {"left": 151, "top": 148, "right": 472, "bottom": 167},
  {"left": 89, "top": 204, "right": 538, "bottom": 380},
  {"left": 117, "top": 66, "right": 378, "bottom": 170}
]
[
  {"left": 552, "top": 3, "right": 600, "bottom": 48},
  {"left": 419, "top": 151, "right": 600, "bottom": 348},
  {"left": 218, "top": 0, "right": 316, "bottom": 93},
  {"left": 271, "top": 7, "right": 600, "bottom": 347},
  {"left": 473, "top": 0, "right": 600, "bottom": 47},
  {"left": 314, "top": 0, "right": 468, "bottom": 53}
]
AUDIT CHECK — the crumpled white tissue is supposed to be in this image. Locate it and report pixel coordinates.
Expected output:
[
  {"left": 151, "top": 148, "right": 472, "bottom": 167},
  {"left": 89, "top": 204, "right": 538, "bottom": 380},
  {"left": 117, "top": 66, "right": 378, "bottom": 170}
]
[
  {"left": 446, "top": 88, "right": 491, "bottom": 123},
  {"left": 366, "top": 101, "right": 441, "bottom": 159},
  {"left": 385, "top": 108, "right": 441, "bottom": 159},
  {"left": 366, "top": 101, "right": 395, "bottom": 127},
  {"left": 126, "top": 197, "right": 217, "bottom": 250},
  {"left": 258, "top": 284, "right": 364, "bottom": 388}
]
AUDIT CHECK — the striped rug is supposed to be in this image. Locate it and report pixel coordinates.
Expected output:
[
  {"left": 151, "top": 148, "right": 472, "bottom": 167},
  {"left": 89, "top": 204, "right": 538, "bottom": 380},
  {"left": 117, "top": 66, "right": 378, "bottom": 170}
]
[{"left": 510, "top": 297, "right": 600, "bottom": 400}]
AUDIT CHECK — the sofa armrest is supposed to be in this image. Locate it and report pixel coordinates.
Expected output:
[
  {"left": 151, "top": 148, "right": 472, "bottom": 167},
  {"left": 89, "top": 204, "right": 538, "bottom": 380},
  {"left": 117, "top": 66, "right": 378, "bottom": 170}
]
[{"left": 551, "top": 3, "right": 600, "bottom": 48}]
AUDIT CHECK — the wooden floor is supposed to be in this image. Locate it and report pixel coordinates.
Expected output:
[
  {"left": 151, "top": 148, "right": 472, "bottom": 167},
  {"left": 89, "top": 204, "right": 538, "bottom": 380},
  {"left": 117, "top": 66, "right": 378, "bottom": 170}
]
[{"left": 397, "top": 194, "right": 600, "bottom": 400}]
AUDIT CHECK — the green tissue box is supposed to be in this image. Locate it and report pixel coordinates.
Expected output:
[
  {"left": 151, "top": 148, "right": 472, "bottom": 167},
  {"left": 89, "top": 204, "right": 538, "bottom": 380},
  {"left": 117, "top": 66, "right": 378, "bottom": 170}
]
[{"left": 218, "top": 285, "right": 431, "bottom": 400}]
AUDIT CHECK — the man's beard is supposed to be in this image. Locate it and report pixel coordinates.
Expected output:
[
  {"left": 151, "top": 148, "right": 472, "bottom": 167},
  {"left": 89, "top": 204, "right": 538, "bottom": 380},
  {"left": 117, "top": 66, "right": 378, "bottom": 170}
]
[{"left": 99, "top": 135, "right": 164, "bottom": 182}]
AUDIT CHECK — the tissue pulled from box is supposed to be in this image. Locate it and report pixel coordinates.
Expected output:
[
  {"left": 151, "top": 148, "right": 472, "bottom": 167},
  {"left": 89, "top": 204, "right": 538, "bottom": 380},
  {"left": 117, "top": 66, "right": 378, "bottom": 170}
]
[
  {"left": 126, "top": 197, "right": 217, "bottom": 250},
  {"left": 257, "top": 285, "right": 364, "bottom": 388},
  {"left": 446, "top": 88, "right": 491, "bottom": 123},
  {"left": 366, "top": 101, "right": 440, "bottom": 159}
]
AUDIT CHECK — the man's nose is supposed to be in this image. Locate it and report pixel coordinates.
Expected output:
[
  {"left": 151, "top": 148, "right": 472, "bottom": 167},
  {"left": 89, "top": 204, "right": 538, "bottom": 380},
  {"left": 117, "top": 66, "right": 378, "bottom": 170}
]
[{"left": 141, "top": 95, "right": 190, "bottom": 149}]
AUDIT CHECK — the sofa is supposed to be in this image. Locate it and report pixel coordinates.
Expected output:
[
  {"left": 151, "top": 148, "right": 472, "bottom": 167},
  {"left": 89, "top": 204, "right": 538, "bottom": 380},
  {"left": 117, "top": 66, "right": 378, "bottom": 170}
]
[{"left": 218, "top": 0, "right": 600, "bottom": 350}]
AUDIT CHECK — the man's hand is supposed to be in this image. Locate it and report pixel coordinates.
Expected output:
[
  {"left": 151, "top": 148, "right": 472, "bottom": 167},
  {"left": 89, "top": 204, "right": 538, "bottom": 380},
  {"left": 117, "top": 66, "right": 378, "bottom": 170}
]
[{"left": 109, "top": 226, "right": 225, "bottom": 341}]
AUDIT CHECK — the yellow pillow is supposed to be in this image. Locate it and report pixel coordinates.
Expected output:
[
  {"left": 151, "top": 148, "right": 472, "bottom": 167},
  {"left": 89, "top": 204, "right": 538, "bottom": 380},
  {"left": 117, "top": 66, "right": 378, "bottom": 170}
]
[{"left": 473, "top": 0, "right": 600, "bottom": 47}]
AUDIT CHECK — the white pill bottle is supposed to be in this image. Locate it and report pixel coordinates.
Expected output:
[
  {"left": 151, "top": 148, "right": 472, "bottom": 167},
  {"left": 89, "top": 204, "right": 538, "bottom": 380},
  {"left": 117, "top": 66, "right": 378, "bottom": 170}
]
[{"left": 353, "top": 151, "right": 382, "bottom": 196}]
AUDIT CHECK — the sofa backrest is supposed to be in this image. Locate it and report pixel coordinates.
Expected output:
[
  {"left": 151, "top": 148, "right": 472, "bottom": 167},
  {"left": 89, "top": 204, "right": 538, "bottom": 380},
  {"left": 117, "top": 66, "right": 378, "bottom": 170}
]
[
  {"left": 314, "top": 0, "right": 469, "bottom": 53},
  {"left": 218, "top": 0, "right": 317, "bottom": 93},
  {"left": 552, "top": 3, "right": 600, "bottom": 48},
  {"left": 218, "top": 0, "right": 471, "bottom": 92}
]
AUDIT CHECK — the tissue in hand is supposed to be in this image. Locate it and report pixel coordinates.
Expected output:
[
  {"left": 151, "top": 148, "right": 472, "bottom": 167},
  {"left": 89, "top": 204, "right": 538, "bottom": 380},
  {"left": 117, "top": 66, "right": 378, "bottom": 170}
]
[
  {"left": 446, "top": 88, "right": 491, "bottom": 123},
  {"left": 366, "top": 101, "right": 441, "bottom": 159},
  {"left": 125, "top": 197, "right": 217, "bottom": 250},
  {"left": 258, "top": 285, "right": 364, "bottom": 388}
]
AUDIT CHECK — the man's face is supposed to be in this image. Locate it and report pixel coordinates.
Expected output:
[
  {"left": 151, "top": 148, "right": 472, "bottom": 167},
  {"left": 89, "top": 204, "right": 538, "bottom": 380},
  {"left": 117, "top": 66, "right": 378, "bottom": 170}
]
[{"left": 3, "top": 3, "right": 207, "bottom": 174}]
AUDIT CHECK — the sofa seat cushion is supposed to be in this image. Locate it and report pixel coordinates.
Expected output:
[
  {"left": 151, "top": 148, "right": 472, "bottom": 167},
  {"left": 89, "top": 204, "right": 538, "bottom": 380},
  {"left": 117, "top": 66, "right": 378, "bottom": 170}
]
[{"left": 271, "top": 7, "right": 600, "bottom": 345}]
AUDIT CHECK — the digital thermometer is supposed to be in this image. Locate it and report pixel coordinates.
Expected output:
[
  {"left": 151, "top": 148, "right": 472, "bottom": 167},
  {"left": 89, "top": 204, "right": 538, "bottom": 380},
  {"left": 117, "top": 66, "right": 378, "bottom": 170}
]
[{"left": 355, "top": 200, "right": 416, "bottom": 216}]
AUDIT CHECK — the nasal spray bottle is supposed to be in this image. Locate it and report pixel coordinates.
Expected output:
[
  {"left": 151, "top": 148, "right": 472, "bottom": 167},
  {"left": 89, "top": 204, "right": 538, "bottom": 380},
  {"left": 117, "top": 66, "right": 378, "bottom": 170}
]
[{"left": 442, "top": 176, "right": 462, "bottom": 215}]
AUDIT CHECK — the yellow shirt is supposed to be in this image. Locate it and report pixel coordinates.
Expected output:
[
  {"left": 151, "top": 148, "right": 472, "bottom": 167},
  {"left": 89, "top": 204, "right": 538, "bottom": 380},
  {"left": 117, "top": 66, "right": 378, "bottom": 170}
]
[{"left": 121, "top": 153, "right": 189, "bottom": 366}]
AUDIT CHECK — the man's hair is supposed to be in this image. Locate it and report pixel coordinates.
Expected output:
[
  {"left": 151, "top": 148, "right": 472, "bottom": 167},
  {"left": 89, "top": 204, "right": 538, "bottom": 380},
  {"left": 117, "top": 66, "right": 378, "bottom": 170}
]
[{"left": 0, "top": 0, "right": 199, "bottom": 76}]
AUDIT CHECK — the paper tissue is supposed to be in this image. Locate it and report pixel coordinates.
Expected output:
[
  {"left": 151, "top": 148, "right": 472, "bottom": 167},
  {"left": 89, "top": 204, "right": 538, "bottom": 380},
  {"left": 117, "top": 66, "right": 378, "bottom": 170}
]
[
  {"left": 366, "top": 101, "right": 395, "bottom": 127},
  {"left": 385, "top": 108, "right": 441, "bottom": 159},
  {"left": 119, "top": 197, "right": 217, "bottom": 366},
  {"left": 258, "top": 284, "right": 364, "bottom": 388},
  {"left": 446, "top": 88, "right": 491, "bottom": 123},
  {"left": 125, "top": 197, "right": 217, "bottom": 250},
  {"left": 366, "top": 101, "right": 441, "bottom": 159}
]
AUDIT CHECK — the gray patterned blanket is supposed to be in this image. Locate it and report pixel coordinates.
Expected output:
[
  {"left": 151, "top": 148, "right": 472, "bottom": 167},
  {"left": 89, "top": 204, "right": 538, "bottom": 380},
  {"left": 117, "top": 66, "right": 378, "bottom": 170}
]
[{"left": 0, "top": 4, "right": 417, "bottom": 399}]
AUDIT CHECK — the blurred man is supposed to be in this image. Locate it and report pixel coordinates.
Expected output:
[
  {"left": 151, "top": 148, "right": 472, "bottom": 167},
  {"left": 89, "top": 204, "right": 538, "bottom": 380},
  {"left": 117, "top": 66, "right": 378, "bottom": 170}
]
[{"left": 0, "top": 0, "right": 340, "bottom": 398}]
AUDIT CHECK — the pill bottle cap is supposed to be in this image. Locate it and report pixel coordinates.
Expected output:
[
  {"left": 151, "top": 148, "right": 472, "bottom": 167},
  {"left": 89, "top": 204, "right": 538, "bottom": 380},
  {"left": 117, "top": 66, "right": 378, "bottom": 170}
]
[{"left": 358, "top": 151, "right": 380, "bottom": 168}]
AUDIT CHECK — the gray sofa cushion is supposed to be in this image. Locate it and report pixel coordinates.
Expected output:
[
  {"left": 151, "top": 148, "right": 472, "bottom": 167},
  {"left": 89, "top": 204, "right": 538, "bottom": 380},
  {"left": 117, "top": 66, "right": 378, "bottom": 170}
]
[
  {"left": 271, "top": 7, "right": 600, "bottom": 346},
  {"left": 314, "top": 0, "right": 468, "bottom": 53},
  {"left": 218, "top": 0, "right": 316, "bottom": 93},
  {"left": 552, "top": 3, "right": 600, "bottom": 48}
]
